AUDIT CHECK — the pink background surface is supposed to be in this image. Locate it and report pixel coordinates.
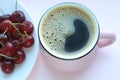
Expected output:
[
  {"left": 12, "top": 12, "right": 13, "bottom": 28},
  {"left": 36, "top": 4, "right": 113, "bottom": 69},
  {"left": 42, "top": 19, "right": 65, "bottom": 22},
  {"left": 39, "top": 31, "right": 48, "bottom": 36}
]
[{"left": 20, "top": 0, "right": 120, "bottom": 80}]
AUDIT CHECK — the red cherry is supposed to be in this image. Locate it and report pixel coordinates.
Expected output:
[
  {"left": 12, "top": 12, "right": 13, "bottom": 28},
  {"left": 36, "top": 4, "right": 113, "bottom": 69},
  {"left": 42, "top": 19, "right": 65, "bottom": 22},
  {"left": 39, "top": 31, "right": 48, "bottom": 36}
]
[
  {"left": 11, "top": 29, "right": 21, "bottom": 39},
  {"left": 10, "top": 11, "right": 25, "bottom": 23},
  {"left": 1, "top": 60, "right": 15, "bottom": 74},
  {"left": 19, "top": 21, "right": 34, "bottom": 35},
  {"left": 1, "top": 42, "right": 15, "bottom": 56},
  {"left": 19, "top": 35, "right": 34, "bottom": 48},
  {"left": 12, "top": 40, "right": 20, "bottom": 45},
  {"left": 13, "top": 50, "right": 26, "bottom": 64},
  {"left": 12, "top": 40, "right": 22, "bottom": 51},
  {"left": 0, "top": 19, "right": 14, "bottom": 33}
]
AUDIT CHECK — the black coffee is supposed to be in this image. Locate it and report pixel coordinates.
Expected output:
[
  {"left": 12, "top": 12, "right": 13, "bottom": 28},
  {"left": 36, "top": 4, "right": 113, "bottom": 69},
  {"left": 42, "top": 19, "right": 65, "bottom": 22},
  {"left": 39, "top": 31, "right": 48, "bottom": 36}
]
[
  {"left": 39, "top": 3, "right": 95, "bottom": 59},
  {"left": 65, "top": 19, "right": 89, "bottom": 52}
]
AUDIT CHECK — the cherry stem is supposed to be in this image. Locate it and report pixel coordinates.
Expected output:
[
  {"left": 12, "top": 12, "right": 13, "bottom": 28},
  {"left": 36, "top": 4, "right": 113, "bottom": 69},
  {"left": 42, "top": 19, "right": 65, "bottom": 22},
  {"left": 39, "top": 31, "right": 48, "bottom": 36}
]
[
  {"left": 14, "top": 23, "right": 25, "bottom": 26},
  {"left": 3, "top": 27, "right": 8, "bottom": 35},
  {"left": 10, "top": 22, "right": 29, "bottom": 45},
  {"left": 20, "top": 31, "right": 28, "bottom": 44},
  {"left": 11, "top": 23, "right": 23, "bottom": 36},
  {"left": 0, "top": 28, "right": 8, "bottom": 40},
  {"left": 24, "top": 31, "right": 28, "bottom": 37},
  {"left": 0, "top": 53, "right": 16, "bottom": 59},
  {"left": 10, "top": 23, "right": 29, "bottom": 46},
  {"left": 15, "top": 0, "right": 18, "bottom": 11},
  {"left": 11, "top": 22, "right": 29, "bottom": 44},
  {"left": 11, "top": 23, "right": 28, "bottom": 37},
  {"left": 0, "top": 42, "right": 4, "bottom": 47}
]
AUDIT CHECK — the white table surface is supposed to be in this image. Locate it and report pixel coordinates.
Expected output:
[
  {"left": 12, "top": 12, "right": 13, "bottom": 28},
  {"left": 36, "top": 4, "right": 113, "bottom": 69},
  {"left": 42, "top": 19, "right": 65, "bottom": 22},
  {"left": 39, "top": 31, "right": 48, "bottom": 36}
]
[{"left": 20, "top": 0, "right": 120, "bottom": 80}]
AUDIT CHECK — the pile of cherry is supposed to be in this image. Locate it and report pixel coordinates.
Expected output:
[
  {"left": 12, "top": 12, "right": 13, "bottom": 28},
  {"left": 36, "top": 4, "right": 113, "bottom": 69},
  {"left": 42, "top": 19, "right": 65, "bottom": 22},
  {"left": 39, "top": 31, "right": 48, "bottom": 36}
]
[{"left": 0, "top": 11, "right": 34, "bottom": 74}]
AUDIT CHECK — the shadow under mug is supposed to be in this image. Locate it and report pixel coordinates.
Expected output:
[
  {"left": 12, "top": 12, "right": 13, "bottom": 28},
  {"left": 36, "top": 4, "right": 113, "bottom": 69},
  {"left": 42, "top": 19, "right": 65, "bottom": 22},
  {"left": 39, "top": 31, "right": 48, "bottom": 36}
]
[{"left": 38, "top": 2, "right": 116, "bottom": 72}]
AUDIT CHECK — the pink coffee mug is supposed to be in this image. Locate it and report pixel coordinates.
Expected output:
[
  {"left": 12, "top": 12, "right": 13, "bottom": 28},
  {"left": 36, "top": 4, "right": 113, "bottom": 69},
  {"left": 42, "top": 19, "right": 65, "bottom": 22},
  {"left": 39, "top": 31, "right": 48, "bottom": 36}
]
[
  {"left": 38, "top": 2, "right": 116, "bottom": 72},
  {"left": 98, "top": 32, "right": 116, "bottom": 48},
  {"left": 39, "top": 31, "right": 115, "bottom": 72}
]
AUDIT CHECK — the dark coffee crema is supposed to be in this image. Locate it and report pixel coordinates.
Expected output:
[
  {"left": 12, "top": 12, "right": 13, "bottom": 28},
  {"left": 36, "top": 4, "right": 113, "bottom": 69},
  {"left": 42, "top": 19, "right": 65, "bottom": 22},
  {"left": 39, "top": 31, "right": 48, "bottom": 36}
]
[{"left": 39, "top": 3, "right": 97, "bottom": 59}]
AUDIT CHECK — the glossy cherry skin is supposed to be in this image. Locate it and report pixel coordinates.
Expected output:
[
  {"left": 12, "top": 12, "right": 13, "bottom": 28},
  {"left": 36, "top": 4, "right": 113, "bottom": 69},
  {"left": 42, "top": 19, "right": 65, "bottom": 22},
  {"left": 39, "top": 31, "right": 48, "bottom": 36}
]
[
  {"left": 19, "top": 21, "right": 34, "bottom": 35},
  {"left": 11, "top": 29, "right": 21, "bottom": 39},
  {"left": 1, "top": 60, "right": 15, "bottom": 74},
  {"left": 10, "top": 11, "right": 25, "bottom": 23},
  {"left": 19, "top": 35, "right": 34, "bottom": 48},
  {"left": 12, "top": 40, "right": 22, "bottom": 51},
  {"left": 0, "top": 19, "right": 14, "bottom": 33},
  {"left": 13, "top": 50, "right": 26, "bottom": 64},
  {"left": 1, "top": 41, "right": 15, "bottom": 56}
]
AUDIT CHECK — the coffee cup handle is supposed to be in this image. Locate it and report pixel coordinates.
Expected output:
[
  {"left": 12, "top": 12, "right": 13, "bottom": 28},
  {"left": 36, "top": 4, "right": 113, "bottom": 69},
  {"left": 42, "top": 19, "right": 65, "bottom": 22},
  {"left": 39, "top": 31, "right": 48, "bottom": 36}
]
[{"left": 98, "top": 32, "right": 116, "bottom": 48}]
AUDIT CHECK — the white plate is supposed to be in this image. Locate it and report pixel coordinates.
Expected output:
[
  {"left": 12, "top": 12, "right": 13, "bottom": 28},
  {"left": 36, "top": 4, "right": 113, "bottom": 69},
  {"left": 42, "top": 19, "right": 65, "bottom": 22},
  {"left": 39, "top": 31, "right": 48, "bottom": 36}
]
[{"left": 0, "top": 0, "right": 39, "bottom": 80}]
